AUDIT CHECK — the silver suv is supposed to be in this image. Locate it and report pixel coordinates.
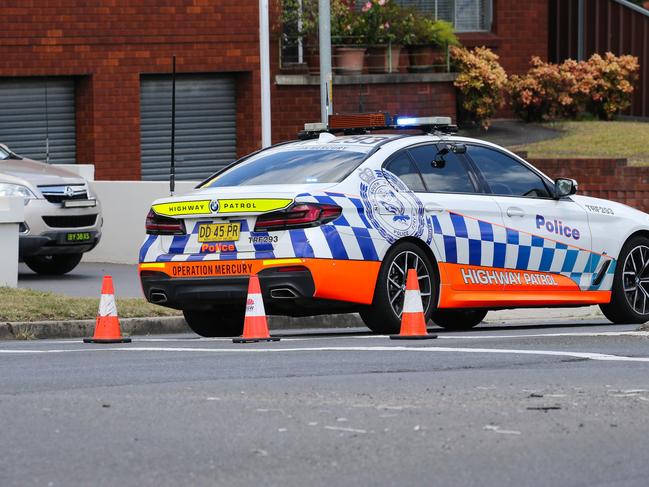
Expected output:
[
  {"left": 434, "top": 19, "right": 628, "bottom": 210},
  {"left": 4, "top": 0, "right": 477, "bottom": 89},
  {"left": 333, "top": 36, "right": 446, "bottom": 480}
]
[{"left": 0, "top": 144, "right": 102, "bottom": 275}]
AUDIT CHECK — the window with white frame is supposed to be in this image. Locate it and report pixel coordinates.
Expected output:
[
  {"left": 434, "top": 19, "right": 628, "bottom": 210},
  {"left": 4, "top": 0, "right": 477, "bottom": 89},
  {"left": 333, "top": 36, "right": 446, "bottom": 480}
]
[{"left": 395, "top": 0, "right": 492, "bottom": 32}]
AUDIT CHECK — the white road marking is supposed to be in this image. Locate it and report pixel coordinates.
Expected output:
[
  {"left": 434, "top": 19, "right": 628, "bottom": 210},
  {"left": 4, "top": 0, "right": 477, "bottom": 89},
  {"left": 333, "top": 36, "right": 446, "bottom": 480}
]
[
  {"left": 484, "top": 425, "right": 521, "bottom": 435},
  {"left": 2, "top": 345, "right": 649, "bottom": 363},
  {"left": 23, "top": 330, "right": 647, "bottom": 346},
  {"left": 324, "top": 426, "right": 367, "bottom": 434},
  {"left": 436, "top": 331, "right": 649, "bottom": 339}
]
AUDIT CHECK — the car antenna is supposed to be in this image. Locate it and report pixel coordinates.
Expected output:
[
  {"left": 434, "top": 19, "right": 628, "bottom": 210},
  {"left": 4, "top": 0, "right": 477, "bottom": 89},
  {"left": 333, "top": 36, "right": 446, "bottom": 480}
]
[{"left": 169, "top": 55, "right": 177, "bottom": 196}]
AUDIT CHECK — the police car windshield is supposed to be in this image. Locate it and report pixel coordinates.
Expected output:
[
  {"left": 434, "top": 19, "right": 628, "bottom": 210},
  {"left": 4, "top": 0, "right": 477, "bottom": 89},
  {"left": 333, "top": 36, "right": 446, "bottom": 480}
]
[
  {"left": 204, "top": 149, "right": 366, "bottom": 187},
  {"left": 0, "top": 147, "right": 9, "bottom": 160}
]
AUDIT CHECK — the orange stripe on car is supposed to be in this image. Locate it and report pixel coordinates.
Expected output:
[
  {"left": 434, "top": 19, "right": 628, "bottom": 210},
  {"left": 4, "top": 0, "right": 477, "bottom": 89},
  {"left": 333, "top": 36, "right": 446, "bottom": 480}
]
[
  {"left": 437, "top": 262, "right": 611, "bottom": 308},
  {"left": 138, "top": 258, "right": 380, "bottom": 305}
]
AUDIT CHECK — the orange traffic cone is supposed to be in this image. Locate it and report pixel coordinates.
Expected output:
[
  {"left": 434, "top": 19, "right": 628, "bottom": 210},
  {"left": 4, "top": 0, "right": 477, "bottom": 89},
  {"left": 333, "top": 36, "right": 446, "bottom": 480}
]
[
  {"left": 83, "top": 275, "right": 131, "bottom": 343},
  {"left": 390, "top": 268, "right": 437, "bottom": 340},
  {"left": 233, "top": 274, "right": 280, "bottom": 343}
]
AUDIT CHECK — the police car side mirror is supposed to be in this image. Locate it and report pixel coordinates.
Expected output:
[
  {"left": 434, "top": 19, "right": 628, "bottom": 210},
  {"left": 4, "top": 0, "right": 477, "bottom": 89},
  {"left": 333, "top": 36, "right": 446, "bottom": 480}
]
[{"left": 554, "top": 178, "right": 578, "bottom": 199}]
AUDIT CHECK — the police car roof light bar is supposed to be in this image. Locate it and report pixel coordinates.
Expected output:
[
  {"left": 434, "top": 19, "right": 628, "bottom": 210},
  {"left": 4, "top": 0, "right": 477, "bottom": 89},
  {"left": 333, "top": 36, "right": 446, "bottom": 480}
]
[{"left": 297, "top": 113, "right": 457, "bottom": 140}]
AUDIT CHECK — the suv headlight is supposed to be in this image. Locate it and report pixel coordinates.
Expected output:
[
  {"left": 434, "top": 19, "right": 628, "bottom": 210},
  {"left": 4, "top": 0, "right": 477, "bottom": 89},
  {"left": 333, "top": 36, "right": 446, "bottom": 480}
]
[{"left": 0, "top": 183, "right": 37, "bottom": 204}]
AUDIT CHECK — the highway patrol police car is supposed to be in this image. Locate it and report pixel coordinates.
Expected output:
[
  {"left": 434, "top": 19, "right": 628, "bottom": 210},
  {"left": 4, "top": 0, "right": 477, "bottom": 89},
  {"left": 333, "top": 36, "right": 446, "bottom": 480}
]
[{"left": 139, "top": 114, "right": 649, "bottom": 336}]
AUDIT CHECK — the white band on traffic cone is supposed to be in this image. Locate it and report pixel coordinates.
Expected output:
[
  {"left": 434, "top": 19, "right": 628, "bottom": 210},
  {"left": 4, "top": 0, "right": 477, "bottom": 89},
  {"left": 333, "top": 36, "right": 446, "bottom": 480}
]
[
  {"left": 99, "top": 293, "right": 118, "bottom": 317},
  {"left": 245, "top": 292, "right": 266, "bottom": 317},
  {"left": 403, "top": 288, "right": 424, "bottom": 313}
]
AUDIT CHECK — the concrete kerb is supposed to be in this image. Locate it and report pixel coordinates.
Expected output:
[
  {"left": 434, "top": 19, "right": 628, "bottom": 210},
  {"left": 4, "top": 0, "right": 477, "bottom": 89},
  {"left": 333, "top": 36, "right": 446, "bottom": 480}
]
[
  {"left": 0, "top": 307, "right": 612, "bottom": 340},
  {"left": 0, "top": 314, "right": 365, "bottom": 340}
]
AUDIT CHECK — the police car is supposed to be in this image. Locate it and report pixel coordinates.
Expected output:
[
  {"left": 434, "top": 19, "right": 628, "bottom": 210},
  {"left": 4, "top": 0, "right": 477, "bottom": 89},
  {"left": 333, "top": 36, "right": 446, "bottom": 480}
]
[{"left": 139, "top": 114, "right": 649, "bottom": 337}]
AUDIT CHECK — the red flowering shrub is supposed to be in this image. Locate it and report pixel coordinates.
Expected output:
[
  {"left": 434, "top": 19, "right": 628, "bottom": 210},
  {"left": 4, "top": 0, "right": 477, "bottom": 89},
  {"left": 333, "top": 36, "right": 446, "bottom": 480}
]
[
  {"left": 509, "top": 53, "right": 639, "bottom": 122},
  {"left": 451, "top": 46, "right": 507, "bottom": 130},
  {"left": 587, "top": 52, "right": 639, "bottom": 120}
]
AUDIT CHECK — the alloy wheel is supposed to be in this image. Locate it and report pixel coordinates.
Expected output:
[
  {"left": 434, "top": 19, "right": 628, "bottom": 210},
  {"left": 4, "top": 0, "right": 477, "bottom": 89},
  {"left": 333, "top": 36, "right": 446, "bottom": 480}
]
[
  {"left": 623, "top": 245, "right": 649, "bottom": 315},
  {"left": 385, "top": 250, "right": 432, "bottom": 319}
]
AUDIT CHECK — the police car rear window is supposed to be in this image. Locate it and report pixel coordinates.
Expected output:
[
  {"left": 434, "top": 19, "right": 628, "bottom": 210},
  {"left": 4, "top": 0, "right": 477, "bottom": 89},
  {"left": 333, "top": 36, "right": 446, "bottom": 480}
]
[{"left": 204, "top": 150, "right": 366, "bottom": 187}]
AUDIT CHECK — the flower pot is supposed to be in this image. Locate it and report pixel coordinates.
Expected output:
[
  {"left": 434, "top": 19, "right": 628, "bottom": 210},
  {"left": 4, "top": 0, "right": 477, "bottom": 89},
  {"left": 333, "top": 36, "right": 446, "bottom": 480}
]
[
  {"left": 333, "top": 46, "right": 366, "bottom": 75},
  {"left": 407, "top": 45, "right": 446, "bottom": 73},
  {"left": 366, "top": 45, "right": 402, "bottom": 73}
]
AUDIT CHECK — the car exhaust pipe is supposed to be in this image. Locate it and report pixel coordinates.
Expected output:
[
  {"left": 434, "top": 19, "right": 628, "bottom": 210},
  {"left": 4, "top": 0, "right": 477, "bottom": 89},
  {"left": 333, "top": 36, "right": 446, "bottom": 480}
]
[
  {"left": 150, "top": 291, "right": 168, "bottom": 304},
  {"left": 270, "top": 288, "right": 299, "bottom": 299}
]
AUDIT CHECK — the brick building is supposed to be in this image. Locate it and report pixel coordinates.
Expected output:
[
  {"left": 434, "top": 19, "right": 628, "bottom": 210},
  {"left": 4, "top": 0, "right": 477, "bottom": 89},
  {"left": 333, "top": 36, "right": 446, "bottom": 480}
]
[{"left": 0, "top": 0, "right": 548, "bottom": 181}]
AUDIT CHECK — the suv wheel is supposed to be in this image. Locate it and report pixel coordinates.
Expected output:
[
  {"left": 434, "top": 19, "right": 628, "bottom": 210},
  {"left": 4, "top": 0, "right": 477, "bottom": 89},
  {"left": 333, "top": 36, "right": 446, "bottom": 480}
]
[
  {"left": 24, "top": 253, "right": 83, "bottom": 275},
  {"left": 183, "top": 308, "right": 245, "bottom": 337}
]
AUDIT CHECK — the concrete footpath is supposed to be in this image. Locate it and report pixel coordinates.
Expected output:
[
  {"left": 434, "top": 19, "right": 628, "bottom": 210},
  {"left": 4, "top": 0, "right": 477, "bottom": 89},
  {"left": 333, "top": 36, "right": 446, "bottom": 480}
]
[{"left": 0, "top": 306, "right": 608, "bottom": 340}]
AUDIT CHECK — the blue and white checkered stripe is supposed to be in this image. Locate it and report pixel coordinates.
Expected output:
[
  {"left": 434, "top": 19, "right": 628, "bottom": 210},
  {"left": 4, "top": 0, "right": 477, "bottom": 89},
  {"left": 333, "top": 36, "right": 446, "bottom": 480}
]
[
  {"left": 138, "top": 194, "right": 615, "bottom": 292},
  {"left": 432, "top": 211, "right": 616, "bottom": 291},
  {"left": 294, "top": 192, "right": 386, "bottom": 260},
  {"left": 140, "top": 191, "right": 388, "bottom": 263}
]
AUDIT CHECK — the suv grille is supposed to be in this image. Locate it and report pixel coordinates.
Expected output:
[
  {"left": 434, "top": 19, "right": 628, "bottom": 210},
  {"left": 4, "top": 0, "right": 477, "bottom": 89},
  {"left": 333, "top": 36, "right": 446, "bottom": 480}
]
[
  {"left": 42, "top": 214, "right": 97, "bottom": 228},
  {"left": 39, "top": 185, "right": 88, "bottom": 203}
]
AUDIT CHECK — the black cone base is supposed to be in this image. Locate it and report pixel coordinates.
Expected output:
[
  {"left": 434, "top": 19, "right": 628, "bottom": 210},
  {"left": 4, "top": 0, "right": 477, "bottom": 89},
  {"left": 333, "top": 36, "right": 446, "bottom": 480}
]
[
  {"left": 390, "top": 334, "right": 437, "bottom": 340},
  {"left": 83, "top": 337, "right": 132, "bottom": 343},
  {"left": 233, "top": 336, "right": 281, "bottom": 343}
]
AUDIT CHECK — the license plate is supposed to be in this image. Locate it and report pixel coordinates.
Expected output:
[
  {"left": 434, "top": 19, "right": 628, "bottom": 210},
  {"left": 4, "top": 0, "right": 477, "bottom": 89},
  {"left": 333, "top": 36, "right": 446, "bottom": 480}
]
[
  {"left": 66, "top": 232, "right": 92, "bottom": 242},
  {"left": 62, "top": 199, "right": 97, "bottom": 208},
  {"left": 197, "top": 223, "right": 241, "bottom": 242}
]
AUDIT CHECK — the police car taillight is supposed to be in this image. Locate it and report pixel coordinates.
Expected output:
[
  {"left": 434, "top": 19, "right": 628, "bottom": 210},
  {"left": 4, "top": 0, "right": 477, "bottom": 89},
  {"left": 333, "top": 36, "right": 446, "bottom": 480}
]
[
  {"left": 145, "top": 209, "right": 186, "bottom": 235},
  {"left": 254, "top": 203, "right": 342, "bottom": 232}
]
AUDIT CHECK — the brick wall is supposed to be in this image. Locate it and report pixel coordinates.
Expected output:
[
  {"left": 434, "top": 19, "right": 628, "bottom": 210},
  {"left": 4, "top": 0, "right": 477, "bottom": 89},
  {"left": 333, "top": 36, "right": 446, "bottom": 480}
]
[
  {"left": 0, "top": 0, "right": 550, "bottom": 179},
  {"left": 0, "top": 0, "right": 261, "bottom": 179},
  {"left": 271, "top": 80, "right": 457, "bottom": 144},
  {"left": 459, "top": 0, "right": 549, "bottom": 76},
  {"left": 530, "top": 158, "right": 649, "bottom": 213}
]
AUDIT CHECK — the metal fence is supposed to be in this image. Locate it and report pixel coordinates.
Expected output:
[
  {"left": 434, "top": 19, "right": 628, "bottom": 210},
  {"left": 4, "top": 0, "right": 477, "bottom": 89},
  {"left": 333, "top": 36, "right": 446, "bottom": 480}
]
[{"left": 549, "top": 0, "right": 648, "bottom": 118}]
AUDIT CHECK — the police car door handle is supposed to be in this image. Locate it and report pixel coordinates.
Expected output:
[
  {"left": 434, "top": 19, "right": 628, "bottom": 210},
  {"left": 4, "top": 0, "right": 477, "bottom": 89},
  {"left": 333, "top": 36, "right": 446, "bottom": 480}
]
[
  {"left": 506, "top": 207, "right": 525, "bottom": 217},
  {"left": 424, "top": 203, "right": 444, "bottom": 213}
]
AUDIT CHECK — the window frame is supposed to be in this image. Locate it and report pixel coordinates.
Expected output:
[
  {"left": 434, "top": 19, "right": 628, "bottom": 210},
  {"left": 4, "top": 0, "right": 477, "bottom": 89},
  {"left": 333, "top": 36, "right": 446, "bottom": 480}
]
[
  {"left": 382, "top": 142, "right": 486, "bottom": 195},
  {"left": 463, "top": 143, "right": 558, "bottom": 200},
  {"left": 393, "top": 0, "right": 493, "bottom": 33}
]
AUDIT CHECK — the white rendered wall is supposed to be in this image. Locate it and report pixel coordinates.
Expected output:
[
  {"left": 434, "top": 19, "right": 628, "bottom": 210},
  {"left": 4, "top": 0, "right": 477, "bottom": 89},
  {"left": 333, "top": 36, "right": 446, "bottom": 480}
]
[
  {"left": 54, "top": 164, "right": 95, "bottom": 181},
  {"left": 84, "top": 181, "right": 198, "bottom": 264},
  {"left": 0, "top": 197, "right": 24, "bottom": 287}
]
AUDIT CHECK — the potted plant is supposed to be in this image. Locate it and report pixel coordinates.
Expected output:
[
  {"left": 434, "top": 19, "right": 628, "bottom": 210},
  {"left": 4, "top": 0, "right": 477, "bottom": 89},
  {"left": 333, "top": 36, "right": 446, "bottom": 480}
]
[
  {"left": 405, "top": 18, "right": 458, "bottom": 72},
  {"left": 331, "top": 0, "right": 367, "bottom": 74},
  {"left": 360, "top": 0, "right": 405, "bottom": 73}
]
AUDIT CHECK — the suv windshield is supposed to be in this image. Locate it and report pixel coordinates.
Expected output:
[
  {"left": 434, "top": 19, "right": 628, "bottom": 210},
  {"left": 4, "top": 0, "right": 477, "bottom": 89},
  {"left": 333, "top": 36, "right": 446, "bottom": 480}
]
[{"left": 203, "top": 149, "right": 366, "bottom": 188}]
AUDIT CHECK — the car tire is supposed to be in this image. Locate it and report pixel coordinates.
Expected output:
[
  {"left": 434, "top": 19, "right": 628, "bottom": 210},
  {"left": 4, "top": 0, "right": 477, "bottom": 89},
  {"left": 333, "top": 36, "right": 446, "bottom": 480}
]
[
  {"left": 600, "top": 236, "right": 649, "bottom": 324},
  {"left": 431, "top": 309, "right": 488, "bottom": 330},
  {"left": 24, "top": 253, "right": 83, "bottom": 275},
  {"left": 360, "top": 242, "right": 436, "bottom": 335},
  {"left": 182, "top": 308, "right": 244, "bottom": 337}
]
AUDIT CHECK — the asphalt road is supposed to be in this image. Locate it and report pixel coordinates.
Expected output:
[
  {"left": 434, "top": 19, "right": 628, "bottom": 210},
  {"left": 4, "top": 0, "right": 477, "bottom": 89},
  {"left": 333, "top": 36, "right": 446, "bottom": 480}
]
[
  {"left": 19, "top": 262, "right": 143, "bottom": 298},
  {"left": 2, "top": 321, "right": 649, "bottom": 487}
]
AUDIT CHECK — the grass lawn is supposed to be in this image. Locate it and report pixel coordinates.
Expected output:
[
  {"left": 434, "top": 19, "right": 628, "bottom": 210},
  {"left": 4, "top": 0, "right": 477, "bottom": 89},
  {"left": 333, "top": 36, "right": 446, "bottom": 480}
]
[
  {"left": 509, "top": 121, "right": 649, "bottom": 165},
  {"left": 0, "top": 287, "right": 180, "bottom": 322}
]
